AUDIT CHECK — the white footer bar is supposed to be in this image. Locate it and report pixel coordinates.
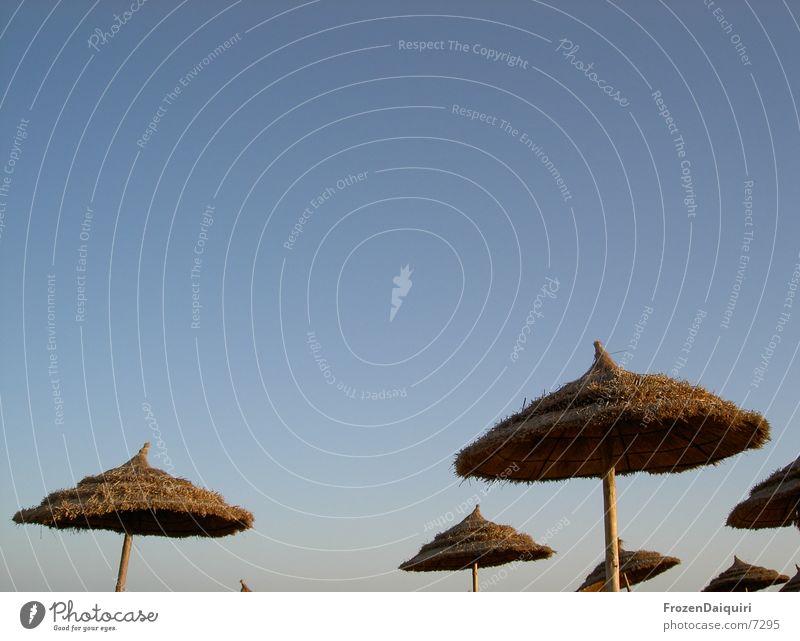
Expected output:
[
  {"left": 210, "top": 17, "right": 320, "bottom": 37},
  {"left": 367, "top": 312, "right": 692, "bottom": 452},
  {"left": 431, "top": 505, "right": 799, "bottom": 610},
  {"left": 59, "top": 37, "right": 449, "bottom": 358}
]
[{"left": 2, "top": 592, "right": 796, "bottom": 639}]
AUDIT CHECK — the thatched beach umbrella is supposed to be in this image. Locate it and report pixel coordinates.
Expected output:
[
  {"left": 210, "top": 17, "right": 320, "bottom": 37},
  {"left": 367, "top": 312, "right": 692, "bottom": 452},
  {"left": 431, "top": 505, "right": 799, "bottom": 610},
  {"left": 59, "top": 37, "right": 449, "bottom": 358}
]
[
  {"left": 398, "top": 505, "right": 554, "bottom": 591},
  {"left": 727, "top": 454, "right": 800, "bottom": 530},
  {"left": 12, "top": 443, "right": 253, "bottom": 591},
  {"left": 779, "top": 565, "right": 800, "bottom": 592},
  {"left": 702, "top": 556, "right": 788, "bottom": 592},
  {"left": 455, "top": 341, "right": 769, "bottom": 591},
  {"left": 240, "top": 579, "right": 253, "bottom": 592},
  {"left": 576, "top": 539, "right": 680, "bottom": 592}
]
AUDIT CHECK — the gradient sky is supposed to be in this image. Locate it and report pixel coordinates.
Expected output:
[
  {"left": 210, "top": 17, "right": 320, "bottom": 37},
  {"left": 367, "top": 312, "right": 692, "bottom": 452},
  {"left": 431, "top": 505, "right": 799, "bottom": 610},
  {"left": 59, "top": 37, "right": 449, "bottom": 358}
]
[{"left": 1, "top": 0, "right": 800, "bottom": 592}]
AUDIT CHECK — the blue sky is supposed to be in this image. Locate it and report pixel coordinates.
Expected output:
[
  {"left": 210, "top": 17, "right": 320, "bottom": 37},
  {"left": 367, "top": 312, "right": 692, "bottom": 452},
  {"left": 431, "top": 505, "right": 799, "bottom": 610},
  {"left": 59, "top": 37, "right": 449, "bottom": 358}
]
[{"left": 1, "top": 0, "right": 799, "bottom": 591}]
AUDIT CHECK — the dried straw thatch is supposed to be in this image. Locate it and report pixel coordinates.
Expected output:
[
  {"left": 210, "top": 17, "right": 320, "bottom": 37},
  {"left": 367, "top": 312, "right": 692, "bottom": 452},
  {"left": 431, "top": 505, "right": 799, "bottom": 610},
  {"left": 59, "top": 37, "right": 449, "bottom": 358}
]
[
  {"left": 12, "top": 443, "right": 254, "bottom": 591},
  {"left": 576, "top": 540, "right": 680, "bottom": 592},
  {"left": 240, "top": 579, "right": 252, "bottom": 592},
  {"left": 12, "top": 443, "right": 253, "bottom": 537},
  {"left": 726, "top": 455, "right": 800, "bottom": 530},
  {"left": 702, "top": 556, "right": 789, "bottom": 592},
  {"left": 455, "top": 340, "right": 768, "bottom": 592},
  {"left": 455, "top": 342, "right": 769, "bottom": 482},
  {"left": 779, "top": 565, "right": 800, "bottom": 592},
  {"left": 399, "top": 505, "right": 553, "bottom": 572}
]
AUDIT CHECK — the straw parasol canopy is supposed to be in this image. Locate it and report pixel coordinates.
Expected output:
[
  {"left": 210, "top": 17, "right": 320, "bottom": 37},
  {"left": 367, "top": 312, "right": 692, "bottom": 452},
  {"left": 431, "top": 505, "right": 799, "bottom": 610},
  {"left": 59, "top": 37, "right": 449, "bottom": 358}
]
[
  {"left": 456, "top": 341, "right": 768, "bottom": 481},
  {"left": 240, "top": 579, "right": 253, "bottom": 592},
  {"left": 576, "top": 540, "right": 681, "bottom": 592},
  {"left": 455, "top": 340, "right": 769, "bottom": 591},
  {"left": 702, "top": 556, "right": 788, "bottom": 592},
  {"left": 779, "top": 565, "right": 800, "bottom": 592},
  {"left": 398, "top": 505, "right": 554, "bottom": 591},
  {"left": 12, "top": 443, "right": 253, "bottom": 591},
  {"left": 726, "top": 454, "right": 800, "bottom": 530}
]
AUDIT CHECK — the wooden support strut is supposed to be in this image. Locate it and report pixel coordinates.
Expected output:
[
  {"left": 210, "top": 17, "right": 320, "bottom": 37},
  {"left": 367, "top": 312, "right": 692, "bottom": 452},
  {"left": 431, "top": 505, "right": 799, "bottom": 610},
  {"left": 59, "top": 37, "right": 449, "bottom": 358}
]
[
  {"left": 601, "top": 438, "right": 620, "bottom": 592},
  {"left": 115, "top": 532, "right": 133, "bottom": 592}
]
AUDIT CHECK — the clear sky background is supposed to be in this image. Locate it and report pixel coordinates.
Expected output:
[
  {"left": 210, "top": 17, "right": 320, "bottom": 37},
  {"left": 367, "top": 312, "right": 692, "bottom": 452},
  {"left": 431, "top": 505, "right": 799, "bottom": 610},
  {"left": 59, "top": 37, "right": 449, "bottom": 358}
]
[{"left": 1, "top": 0, "right": 799, "bottom": 592}]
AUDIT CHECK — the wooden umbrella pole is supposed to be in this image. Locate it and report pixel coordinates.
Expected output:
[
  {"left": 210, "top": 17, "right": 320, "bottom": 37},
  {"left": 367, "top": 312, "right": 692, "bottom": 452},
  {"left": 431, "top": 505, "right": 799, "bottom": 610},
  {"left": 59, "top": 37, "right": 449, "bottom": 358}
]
[
  {"left": 472, "top": 562, "right": 479, "bottom": 592},
  {"left": 115, "top": 532, "right": 133, "bottom": 592},
  {"left": 601, "top": 438, "right": 620, "bottom": 592}
]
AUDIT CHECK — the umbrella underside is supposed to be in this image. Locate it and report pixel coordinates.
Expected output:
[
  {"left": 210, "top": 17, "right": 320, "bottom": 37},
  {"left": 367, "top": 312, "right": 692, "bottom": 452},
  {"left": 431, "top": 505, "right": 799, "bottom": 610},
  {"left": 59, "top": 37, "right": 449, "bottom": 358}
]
[
  {"left": 463, "top": 417, "right": 762, "bottom": 481},
  {"left": 703, "top": 576, "right": 786, "bottom": 592},
  {"left": 727, "top": 465, "right": 800, "bottom": 529},
  {"left": 401, "top": 541, "right": 550, "bottom": 572},
  {"left": 728, "top": 496, "right": 800, "bottom": 529},
  {"left": 20, "top": 507, "right": 245, "bottom": 537}
]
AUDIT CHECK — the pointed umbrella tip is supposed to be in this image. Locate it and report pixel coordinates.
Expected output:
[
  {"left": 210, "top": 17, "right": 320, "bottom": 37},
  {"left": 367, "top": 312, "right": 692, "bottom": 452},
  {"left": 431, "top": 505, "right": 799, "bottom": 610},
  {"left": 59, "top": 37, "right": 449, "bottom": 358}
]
[
  {"left": 592, "top": 340, "right": 618, "bottom": 370},
  {"left": 127, "top": 442, "right": 151, "bottom": 468}
]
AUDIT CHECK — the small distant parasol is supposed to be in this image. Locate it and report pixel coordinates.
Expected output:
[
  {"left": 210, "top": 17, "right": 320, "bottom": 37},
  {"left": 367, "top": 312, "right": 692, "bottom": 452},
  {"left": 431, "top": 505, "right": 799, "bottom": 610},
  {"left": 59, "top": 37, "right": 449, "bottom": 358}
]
[
  {"left": 702, "top": 556, "right": 788, "bottom": 592},
  {"left": 727, "top": 454, "right": 800, "bottom": 530},
  {"left": 399, "top": 505, "right": 554, "bottom": 591},
  {"left": 576, "top": 540, "right": 680, "bottom": 592}
]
